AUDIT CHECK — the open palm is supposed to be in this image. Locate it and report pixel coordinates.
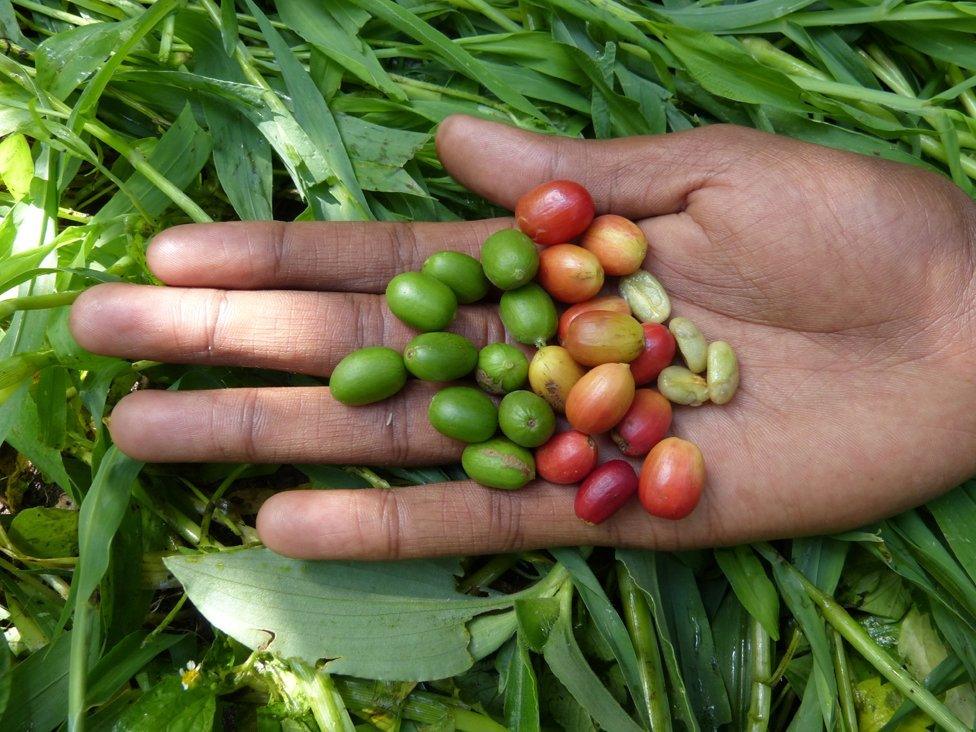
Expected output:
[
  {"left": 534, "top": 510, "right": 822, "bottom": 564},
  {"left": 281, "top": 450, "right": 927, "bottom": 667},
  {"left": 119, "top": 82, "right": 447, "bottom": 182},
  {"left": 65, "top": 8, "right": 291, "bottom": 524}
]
[{"left": 69, "top": 116, "right": 976, "bottom": 559}]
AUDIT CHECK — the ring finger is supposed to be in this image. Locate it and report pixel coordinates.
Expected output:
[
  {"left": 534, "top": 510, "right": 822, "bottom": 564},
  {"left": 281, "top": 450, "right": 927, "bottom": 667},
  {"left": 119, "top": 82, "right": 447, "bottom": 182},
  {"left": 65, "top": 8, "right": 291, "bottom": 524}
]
[{"left": 69, "top": 283, "right": 508, "bottom": 376}]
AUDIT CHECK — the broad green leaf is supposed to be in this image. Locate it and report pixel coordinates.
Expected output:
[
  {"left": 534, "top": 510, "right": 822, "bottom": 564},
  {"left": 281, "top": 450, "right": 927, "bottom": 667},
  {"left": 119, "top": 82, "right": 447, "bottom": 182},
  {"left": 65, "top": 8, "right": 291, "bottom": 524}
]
[
  {"left": 891, "top": 510, "right": 976, "bottom": 619},
  {"left": 656, "top": 554, "right": 733, "bottom": 728},
  {"left": 715, "top": 545, "right": 780, "bottom": 640},
  {"left": 95, "top": 105, "right": 211, "bottom": 222},
  {"left": 244, "top": 0, "right": 372, "bottom": 221},
  {"left": 0, "top": 631, "right": 71, "bottom": 731},
  {"left": 502, "top": 637, "right": 540, "bottom": 732},
  {"left": 34, "top": 20, "right": 136, "bottom": 100},
  {"left": 67, "top": 446, "right": 144, "bottom": 622},
  {"left": 540, "top": 594, "right": 643, "bottom": 732},
  {"left": 0, "top": 133, "right": 32, "bottom": 199},
  {"left": 0, "top": 635, "right": 9, "bottom": 718},
  {"left": 771, "top": 558, "right": 838, "bottom": 730},
  {"left": 617, "top": 550, "right": 699, "bottom": 730},
  {"left": 65, "top": 0, "right": 180, "bottom": 131},
  {"left": 7, "top": 393, "right": 72, "bottom": 495},
  {"left": 345, "top": 0, "right": 545, "bottom": 120},
  {"left": 661, "top": 0, "right": 819, "bottom": 31},
  {"left": 551, "top": 548, "right": 650, "bottom": 728},
  {"left": 791, "top": 537, "right": 848, "bottom": 597},
  {"left": 276, "top": 0, "right": 405, "bottom": 100},
  {"left": 166, "top": 547, "right": 535, "bottom": 680},
  {"left": 86, "top": 632, "right": 184, "bottom": 707},
  {"left": 34, "top": 363, "right": 67, "bottom": 449},
  {"left": 515, "top": 597, "right": 561, "bottom": 652},
  {"left": 712, "top": 591, "right": 752, "bottom": 729},
  {"left": 111, "top": 675, "right": 216, "bottom": 732},
  {"left": 647, "top": 23, "right": 809, "bottom": 113},
  {"left": 928, "top": 483, "right": 976, "bottom": 586},
  {"left": 8, "top": 507, "right": 78, "bottom": 558},
  {"left": 202, "top": 101, "right": 274, "bottom": 221},
  {"left": 219, "top": 0, "right": 239, "bottom": 58}
]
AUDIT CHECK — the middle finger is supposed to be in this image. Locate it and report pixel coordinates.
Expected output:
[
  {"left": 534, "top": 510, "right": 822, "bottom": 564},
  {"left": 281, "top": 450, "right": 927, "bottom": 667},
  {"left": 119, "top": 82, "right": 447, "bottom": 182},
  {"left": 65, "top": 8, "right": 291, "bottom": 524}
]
[{"left": 69, "top": 283, "right": 507, "bottom": 376}]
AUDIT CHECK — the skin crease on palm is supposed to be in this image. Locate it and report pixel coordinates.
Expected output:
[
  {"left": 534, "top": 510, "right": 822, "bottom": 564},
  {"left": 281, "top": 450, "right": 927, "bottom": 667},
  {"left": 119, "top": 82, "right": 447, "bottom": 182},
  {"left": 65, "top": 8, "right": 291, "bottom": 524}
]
[{"left": 67, "top": 115, "right": 976, "bottom": 561}]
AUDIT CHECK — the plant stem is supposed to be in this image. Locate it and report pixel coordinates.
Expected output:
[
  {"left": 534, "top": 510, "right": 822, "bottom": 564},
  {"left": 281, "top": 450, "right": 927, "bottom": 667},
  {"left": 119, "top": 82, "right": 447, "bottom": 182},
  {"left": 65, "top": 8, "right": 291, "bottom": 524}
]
[
  {"left": 769, "top": 550, "right": 967, "bottom": 732},
  {"left": 459, "top": 553, "right": 520, "bottom": 593},
  {"left": 67, "top": 598, "right": 91, "bottom": 731},
  {"left": 768, "top": 627, "right": 801, "bottom": 686},
  {"left": 0, "top": 290, "right": 82, "bottom": 319},
  {"left": 746, "top": 616, "right": 773, "bottom": 732},
  {"left": 832, "top": 629, "right": 859, "bottom": 732},
  {"left": 147, "top": 592, "right": 188, "bottom": 638},
  {"left": 617, "top": 563, "right": 671, "bottom": 731},
  {"left": 948, "top": 66, "right": 976, "bottom": 120}
]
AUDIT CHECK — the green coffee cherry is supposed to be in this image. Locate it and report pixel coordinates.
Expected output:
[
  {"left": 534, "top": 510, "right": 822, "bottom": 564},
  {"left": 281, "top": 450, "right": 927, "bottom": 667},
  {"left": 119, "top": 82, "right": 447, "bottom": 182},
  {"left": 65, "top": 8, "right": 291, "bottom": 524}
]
[
  {"left": 498, "top": 390, "right": 556, "bottom": 448},
  {"left": 404, "top": 332, "right": 478, "bottom": 381},
  {"left": 476, "top": 343, "right": 529, "bottom": 395},
  {"left": 386, "top": 272, "right": 457, "bottom": 331},
  {"left": 462, "top": 437, "right": 536, "bottom": 490},
  {"left": 481, "top": 229, "right": 539, "bottom": 290},
  {"left": 330, "top": 347, "right": 407, "bottom": 406},
  {"left": 500, "top": 284, "right": 557, "bottom": 347},
  {"left": 421, "top": 251, "right": 489, "bottom": 304},
  {"left": 428, "top": 386, "right": 498, "bottom": 443}
]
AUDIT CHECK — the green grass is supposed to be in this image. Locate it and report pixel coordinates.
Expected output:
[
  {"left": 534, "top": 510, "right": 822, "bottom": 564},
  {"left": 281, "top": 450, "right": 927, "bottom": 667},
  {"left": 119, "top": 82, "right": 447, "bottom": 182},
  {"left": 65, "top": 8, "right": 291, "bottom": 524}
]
[{"left": 2, "top": 0, "right": 976, "bottom": 729}]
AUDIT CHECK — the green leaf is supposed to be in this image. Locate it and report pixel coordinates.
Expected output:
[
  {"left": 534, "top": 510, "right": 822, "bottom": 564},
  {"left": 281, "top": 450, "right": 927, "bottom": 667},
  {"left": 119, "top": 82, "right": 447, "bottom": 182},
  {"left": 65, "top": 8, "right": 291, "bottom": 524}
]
[
  {"left": 86, "top": 632, "right": 184, "bottom": 707},
  {"left": 647, "top": 23, "right": 809, "bottom": 113},
  {"left": 656, "top": 554, "right": 733, "bottom": 728},
  {"left": 345, "top": 0, "right": 545, "bottom": 121},
  {"left": 7, "top": 393, "right": 73, "bottom": 495},
  {"left": 0, "top": 631, "right": 72, "bottom": 731},
  {"left": 551, "top": 548, "right": 650, "bottom": 728},
  {"left": 95, "top": 105, "right": 211, "bottom": 222},
  {"left": 68, "top": 446, "right": 144, "bottom": 616},
  {"left": 502, "top": 637, "right": 540, "bottom": 731},
  {"left": 0, "top": 133, "right": 32, "bottom": 200},
  {"left": 202, "top": 101, "right": 274, "bottom": 220},
  {"left": 515, "top": 597, "right": 561, "bottom": 652},
  {"left": 928, "top": 482, "right": 976, "bottom": 586},
  {"left": 166, "top": 546, "right": 536, "bottom": 680},
  {"left": 8, "top": 507, "right": 78, "bottom": 558},
  {"left": 660, "top": 0, "right": 819, "bottom": 31},
  {"left": 771, "top": 558, "right": 838, "bottom": 730},
  {"left": 0, "top": 634, "right": 10, "bottom": 718},
  {"left": 616, "top": 549, "right": 699, "bottom": 729},
  {"left": 66, "top": 0, "right": 181, "bottom": 131},
  {"left": 276, "top": 0, "right": 405, "bottom": 100},
  {"left": 34, "top": 20, "right": 137, "bottom": 100},
  {"left": 539, "top": 591, "right": 643, "bottom": 732},
  {"left": 112, "top": 675, "right": 216, "bottom": 732},
  {"left": 715, "top": 545, "right": 781, "bottom": 640},
  {"left": 243, "top": 0, "right": 372, "bottom": 221},
  {"left": 219, "top": 0, "right": 239, "bottom": 58}
]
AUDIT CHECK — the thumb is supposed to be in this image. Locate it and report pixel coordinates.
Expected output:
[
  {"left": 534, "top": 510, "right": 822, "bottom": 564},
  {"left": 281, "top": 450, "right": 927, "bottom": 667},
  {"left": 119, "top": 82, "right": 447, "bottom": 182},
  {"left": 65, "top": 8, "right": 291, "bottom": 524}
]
[{"left": 434, "top": 115, "right": 753, "bottom": 218}]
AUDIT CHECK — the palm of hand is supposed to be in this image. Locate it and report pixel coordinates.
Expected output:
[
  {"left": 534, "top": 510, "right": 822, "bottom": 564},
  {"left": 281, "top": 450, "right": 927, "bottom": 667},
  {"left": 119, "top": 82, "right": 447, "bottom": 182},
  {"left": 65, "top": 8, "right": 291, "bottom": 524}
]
[{"left": 70, "top": 117, "right": 976, "bottom": 559}]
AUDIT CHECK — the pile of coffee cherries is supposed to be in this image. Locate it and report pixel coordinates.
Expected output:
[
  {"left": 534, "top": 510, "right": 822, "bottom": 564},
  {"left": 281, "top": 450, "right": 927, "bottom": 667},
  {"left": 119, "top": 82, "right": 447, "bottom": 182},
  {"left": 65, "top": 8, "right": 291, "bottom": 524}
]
[{"left": 329, "top": 180, "right": 739, "bottom": 523}]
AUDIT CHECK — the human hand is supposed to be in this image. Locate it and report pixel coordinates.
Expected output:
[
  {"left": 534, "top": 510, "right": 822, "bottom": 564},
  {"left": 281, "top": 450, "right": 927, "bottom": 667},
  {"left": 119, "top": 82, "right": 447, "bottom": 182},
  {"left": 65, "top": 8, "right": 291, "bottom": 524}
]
[{"left": 69, "top": 116, "right": 976, "bottom": 560}]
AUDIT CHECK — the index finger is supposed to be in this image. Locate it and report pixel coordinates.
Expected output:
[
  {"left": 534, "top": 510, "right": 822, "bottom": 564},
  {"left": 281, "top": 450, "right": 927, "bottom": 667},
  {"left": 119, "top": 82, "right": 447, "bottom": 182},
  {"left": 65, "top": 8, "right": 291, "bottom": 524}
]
[{"left": 147, "top": 218, "right": 507, "bottom": 292}]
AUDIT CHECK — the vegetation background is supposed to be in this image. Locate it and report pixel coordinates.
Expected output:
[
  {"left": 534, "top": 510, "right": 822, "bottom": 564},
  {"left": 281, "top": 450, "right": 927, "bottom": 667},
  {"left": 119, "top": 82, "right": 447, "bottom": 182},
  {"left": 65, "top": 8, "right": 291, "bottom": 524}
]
[{"left": 2, "top": 0, "right": 976, "bottom": 729}]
